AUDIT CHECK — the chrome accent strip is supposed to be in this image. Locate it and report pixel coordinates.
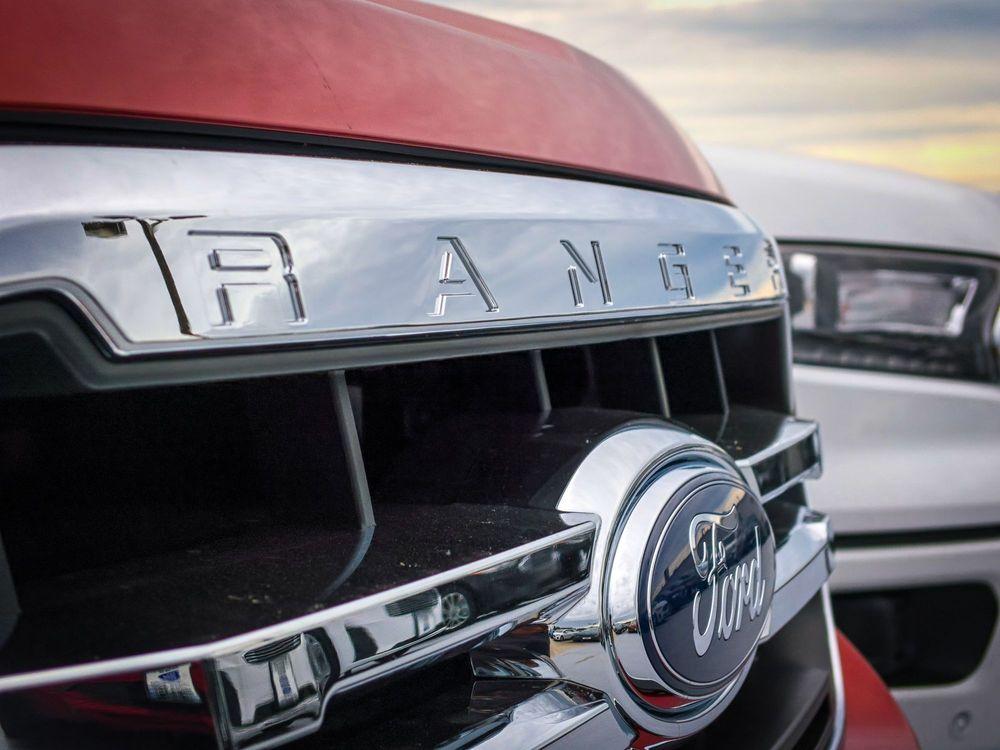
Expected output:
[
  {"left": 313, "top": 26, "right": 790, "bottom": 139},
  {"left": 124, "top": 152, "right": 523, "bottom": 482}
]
[
  {"left": 0, "top": 145, "right": 783, "bottom": 357},
  {"left": 761, "top": 463, "right": 823, "bottom": 504},
  {"left": 822, "top": 585, "right": 847, "bottom": 750},
  {"left": 0, "top": 522, "right": 595, "bottom": 695},
  {"left": 225, "top": 584, "right": 593, "bottom": 750},
  {"left": 739, "top": 418, "right": 818, "bottom": 465},
  {"left": 763, "top": 507, "right": 834, "bottom": 640},
  {"left": 735, "top": 417, "right": 822, "bottom": 502}
]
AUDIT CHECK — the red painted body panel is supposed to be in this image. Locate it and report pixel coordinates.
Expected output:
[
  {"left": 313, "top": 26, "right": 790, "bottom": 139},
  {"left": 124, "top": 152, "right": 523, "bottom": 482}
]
[
  {"left": 840, "top": 631, "right": 920, "bottom": 750},
  {"left": 0, "top": 0, "right": 724, "bottom": 199}
]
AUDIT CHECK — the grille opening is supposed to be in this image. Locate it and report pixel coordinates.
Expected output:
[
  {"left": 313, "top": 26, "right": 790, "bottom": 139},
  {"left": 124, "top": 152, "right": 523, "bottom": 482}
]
[
  {"left": 542, "top": 339, "right": 666, "bottom": 415},
  {"left": 834, "top": 583, "right": 998, "bottom": 687},
  {"left": 349, "top": 321, "right": 794, "bottom": 506},
  {"left": 0, "top": 319, "right": 790, "bottom": 632},
  {"left": 661, "top": 319, "right": 799, "bottom": 453},
  {"left": 0, "top": 372, "right": 360, "bottom": 583},
  {"left": 353, "top": 336, "right": 719, "bottom": 505},
  {"left": 348, "top": 351, "right": 544, "bottom": 498},
  {"left": 714, "top": 317, "right": 792, "bottom": 414},
  {"left": 656, "top": 330, "right": 728, "bottom": 419}
]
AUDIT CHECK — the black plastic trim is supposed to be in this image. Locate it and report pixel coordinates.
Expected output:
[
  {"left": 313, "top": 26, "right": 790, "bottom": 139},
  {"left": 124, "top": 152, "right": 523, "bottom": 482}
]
[{"left": 836, "top": 525, "right": 1000, "bottom": 550}]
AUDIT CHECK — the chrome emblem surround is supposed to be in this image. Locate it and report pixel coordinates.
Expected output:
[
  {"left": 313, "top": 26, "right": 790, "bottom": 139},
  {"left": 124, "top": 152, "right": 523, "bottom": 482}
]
[{"left": 548, "top": 423, "right": 777, "bottom": 738}]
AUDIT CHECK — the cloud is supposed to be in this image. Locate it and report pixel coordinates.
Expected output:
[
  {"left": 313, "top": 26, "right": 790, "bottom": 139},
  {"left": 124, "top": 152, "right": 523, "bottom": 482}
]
[
  {"left": 650, "top": 0, "right": 1000, "bottom": 52},
  {"left": 431, "top": 0, "right": 1000, "bottom": 189},
  {"left": 804, "top": 131, "right": 1000, "bottom": 190}
]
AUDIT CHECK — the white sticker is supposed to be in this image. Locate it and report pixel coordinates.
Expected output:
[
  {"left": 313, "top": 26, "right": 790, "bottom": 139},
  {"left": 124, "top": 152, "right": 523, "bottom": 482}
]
[{"left": 145, "top": 663, "right": 202, "bottom": 704}]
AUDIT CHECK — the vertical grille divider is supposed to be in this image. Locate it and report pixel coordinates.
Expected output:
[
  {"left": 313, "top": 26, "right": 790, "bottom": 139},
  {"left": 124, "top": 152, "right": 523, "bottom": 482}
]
[
  {"left": 709, "top": 330, "right": 731, "bottom": 420},
  {"left": 648, "top": 337, "right": 670, "bottom": 419},
  {"left": 330, "top": 369, "right": 375, "bottom": 528},
  {"left": 530, "top": 349, "right": 552, "bottom": 416}
]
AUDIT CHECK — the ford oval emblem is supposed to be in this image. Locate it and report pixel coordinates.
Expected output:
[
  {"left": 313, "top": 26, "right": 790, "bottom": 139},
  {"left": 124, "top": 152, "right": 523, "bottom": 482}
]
[{"left": 640, "top": 477, "right": 776, "bottom": 696}]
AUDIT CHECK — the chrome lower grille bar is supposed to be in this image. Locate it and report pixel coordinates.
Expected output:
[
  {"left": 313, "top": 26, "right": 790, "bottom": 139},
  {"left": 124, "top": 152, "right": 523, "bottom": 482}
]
[{"left": 682, "top": 409, "right": 823, "bottom": 503}]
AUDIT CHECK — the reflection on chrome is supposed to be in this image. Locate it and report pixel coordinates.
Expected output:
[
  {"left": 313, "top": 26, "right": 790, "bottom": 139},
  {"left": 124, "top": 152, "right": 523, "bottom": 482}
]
[
  {"left": 210, "top": 535, "right": 592, "bottom": 746},
  {"left": 450, "top": 681, "right": 631, "bottom": 750},
  {"left": 215, "top": 632, "right": 332, "bottom": 746},
  {"left": 0, "top": 528, "right": 594, "bottom": 749}
]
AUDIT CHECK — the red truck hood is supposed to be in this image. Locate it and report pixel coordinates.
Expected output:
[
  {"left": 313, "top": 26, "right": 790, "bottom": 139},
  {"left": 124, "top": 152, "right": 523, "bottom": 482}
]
[{"left": 0, "top": 0, "right": 725, "bottom": 201}]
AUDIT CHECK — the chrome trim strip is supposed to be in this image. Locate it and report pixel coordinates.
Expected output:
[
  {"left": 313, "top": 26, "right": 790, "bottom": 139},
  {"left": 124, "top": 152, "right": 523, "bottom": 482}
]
[
  {"left": 822, "top": 585, "right": 847, "bottom": 750},
  {"left": 774, "top": 510, "right": 832, "bottom": 591},
  {"left": 735, "top": 417, "right": 823, "bottom": 502},
  {"left": 766, "top": 546, "right": 832, "bottom": 640},
  {"left": 759, "top": 462, "right": 823, "bottom": 504},
  {"left": 0, "top": 145, "right": 783, "bottom": 357},
  {"left": 0, "top": 522, "right": 595, "bottom": 695},
  {"left": 239, "top": 584, "right": 594, "bottom": 750},
  {"left": 739, "top": 418, "right": 818, "bottom": 466},
  {"left": 763, "top": 507, "right": 833, "bottom": 641}
]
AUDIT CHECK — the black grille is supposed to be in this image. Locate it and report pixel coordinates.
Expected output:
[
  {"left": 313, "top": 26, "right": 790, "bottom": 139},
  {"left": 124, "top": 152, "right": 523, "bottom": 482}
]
[{"left": 0, "top": 309, "right": 834, "bottom": 749}]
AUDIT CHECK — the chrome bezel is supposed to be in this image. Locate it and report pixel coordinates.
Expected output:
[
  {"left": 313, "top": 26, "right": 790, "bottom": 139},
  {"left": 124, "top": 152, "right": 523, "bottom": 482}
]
[
  {"left": 549, "top": 427, "right": 759, "bottom": 736},
  {"left": 605, "top": 458, "right": 774, "bottom": 715}
]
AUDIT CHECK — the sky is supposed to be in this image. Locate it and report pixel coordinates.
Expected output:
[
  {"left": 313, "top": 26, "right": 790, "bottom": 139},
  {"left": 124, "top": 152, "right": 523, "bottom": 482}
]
[{"left": 431, "top": 0, "right": 1000, "bottom": 190}]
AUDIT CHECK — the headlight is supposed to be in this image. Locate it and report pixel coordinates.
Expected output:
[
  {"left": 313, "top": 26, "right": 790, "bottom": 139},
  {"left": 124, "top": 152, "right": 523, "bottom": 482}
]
[{"left": 783, "top": 244, "right": 1000, "bottom": 381}]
